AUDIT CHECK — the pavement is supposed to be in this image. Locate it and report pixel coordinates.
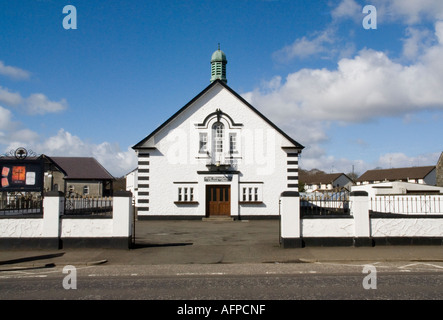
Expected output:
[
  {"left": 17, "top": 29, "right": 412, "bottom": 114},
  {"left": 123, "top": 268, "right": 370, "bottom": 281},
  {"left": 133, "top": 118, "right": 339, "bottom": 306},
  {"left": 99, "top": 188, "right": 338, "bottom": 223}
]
[{"left": 1, "top": 219, "right": 443, "bottom": 268}]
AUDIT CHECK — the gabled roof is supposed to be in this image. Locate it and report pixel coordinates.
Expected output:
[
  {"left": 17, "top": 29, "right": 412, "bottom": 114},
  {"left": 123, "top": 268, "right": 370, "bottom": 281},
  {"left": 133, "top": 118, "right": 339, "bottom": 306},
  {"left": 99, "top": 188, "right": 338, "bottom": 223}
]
[
  {"left": 133, "top": 79, "right": 304, "bottom": 150},
  {"left": 300, "top": 172, "right": 349, "bottom": 184},
  {"left": 356, "top": 166, "right": 436, "bottom": 182},
  {"left": 46, "top": 156, "right": 114, "bottom": 180}
]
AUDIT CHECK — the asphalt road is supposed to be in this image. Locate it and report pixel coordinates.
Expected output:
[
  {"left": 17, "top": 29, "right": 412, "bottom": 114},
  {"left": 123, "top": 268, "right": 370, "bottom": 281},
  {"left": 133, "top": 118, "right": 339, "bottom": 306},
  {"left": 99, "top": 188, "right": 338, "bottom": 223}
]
[
  {"left": 2, "top": 272, "right": 443, "bottom": 300},
  {"left": 1, "top": 261, "right": 443, "bottom": 301}
]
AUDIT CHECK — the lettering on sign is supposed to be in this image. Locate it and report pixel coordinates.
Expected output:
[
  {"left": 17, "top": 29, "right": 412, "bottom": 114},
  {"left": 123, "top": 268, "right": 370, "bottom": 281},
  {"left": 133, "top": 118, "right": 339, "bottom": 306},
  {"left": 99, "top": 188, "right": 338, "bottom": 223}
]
[{"left": 204, "top": 176, "right": 232, "bottom": 182}]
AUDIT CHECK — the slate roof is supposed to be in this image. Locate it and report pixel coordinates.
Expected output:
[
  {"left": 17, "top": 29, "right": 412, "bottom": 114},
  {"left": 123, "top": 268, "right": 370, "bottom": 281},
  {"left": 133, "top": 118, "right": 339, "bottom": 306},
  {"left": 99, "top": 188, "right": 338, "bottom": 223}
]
[
  {"left": 356, "top": 166, "right": 436, "bottom": 183},
  {"left": 299, "top": 172, "right": 348, "bottom": 184},
  {"left": 47, "top": 157, "right": 114, "bottom": 180}
]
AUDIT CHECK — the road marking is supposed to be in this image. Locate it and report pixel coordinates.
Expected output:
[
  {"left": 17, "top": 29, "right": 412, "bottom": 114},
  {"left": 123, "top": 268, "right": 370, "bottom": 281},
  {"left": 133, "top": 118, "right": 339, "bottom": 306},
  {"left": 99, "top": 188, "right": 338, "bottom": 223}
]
[
  {"left": 399, "top": 263, "right": 443, "bottom": 270},
  {"left": 176, "top": 272, "right": 226, "bottom": 276}
]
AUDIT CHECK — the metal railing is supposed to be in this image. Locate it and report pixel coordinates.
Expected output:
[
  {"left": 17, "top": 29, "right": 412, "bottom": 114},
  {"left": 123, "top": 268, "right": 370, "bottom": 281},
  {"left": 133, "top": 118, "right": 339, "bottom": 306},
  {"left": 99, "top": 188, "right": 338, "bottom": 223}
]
[
  {"left": 370, "top": 195, "right": 443, "bottom": 215},
  {"left": 0, "top": 194, "right": 43, "bottom": 216},
  {"left": 64, "top": 195, "right": 113, "bottom": 216},
  {"left": 300, "top": 190, "right": 350, "bottom": 216}
]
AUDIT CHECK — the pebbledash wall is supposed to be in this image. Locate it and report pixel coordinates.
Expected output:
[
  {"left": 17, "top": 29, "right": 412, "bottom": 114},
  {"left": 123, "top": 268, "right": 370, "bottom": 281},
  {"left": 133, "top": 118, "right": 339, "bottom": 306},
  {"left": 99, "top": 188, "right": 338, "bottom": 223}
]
[
  {"left": 133, "top": 80, "right": 303, "bottom": 219},
  {"left": 0, "top": 191, "right": 133, "bottom": 249},
  {"left": 280, "top": 191, "right": 443, "bottom": 247}
]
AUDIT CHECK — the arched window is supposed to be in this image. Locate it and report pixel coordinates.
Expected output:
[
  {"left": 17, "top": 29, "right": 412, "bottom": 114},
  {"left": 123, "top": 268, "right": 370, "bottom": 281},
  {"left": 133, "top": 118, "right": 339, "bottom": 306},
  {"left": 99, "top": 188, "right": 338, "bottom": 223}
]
[{"left": 212, "top": 122, "right": 224, "bottom": 162}]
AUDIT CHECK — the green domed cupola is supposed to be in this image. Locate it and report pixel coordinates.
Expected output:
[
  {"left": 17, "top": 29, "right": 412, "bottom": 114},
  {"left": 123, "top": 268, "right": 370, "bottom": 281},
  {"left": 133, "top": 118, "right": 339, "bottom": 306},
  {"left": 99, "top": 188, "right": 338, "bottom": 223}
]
[{"left": 210, "top": 44, "right": 227, "bottom": 83}]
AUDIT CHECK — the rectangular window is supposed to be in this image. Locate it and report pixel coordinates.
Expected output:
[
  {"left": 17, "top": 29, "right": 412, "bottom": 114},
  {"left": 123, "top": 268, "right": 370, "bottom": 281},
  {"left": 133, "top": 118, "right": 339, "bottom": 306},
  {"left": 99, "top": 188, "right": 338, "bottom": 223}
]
[
  {"left": 240, "top": 184, "right": 263, "bottom": 203},
  {"left": 215, "top": 124, "right": 223, "bottom": 153},
  {"left": 176, "top": 185, "right": 196, "bottom": 203},
  {"left": 229, "top": 133, "right": 237, "bottom": 153},
  {"left": 199, "top": 133, "right": 207, "bottom": 153},
  {"left": 83, "top": 185, "right": 89, "bottom": 195}
]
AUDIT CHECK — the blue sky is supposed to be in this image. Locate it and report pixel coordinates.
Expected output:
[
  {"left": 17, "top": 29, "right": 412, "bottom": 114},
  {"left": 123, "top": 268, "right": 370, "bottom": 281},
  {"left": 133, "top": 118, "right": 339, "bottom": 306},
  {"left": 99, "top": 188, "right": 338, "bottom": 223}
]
[{"left": 0, "top": 0, "right": 442, "bottom": 177}]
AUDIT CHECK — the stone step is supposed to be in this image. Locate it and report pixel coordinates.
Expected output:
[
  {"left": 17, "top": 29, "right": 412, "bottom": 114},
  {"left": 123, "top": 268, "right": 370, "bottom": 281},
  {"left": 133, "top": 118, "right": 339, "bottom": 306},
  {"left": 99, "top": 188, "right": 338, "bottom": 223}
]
[{"left": 202, "top": 217, "right": 234, "bottom": 222}]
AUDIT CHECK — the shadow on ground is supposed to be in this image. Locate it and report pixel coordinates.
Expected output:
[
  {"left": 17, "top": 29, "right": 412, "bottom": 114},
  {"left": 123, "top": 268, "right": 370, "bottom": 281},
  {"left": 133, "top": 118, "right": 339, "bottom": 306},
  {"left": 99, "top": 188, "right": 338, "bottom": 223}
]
[{"left": 0, "top": 253, "right": 65, "bottom": 265}]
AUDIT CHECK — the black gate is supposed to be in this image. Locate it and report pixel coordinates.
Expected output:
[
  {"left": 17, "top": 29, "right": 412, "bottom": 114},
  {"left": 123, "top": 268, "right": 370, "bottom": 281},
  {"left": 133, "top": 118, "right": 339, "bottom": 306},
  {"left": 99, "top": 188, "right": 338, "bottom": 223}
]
[{"left": 301, "top": 190, "right": 350, "bottom": 216}]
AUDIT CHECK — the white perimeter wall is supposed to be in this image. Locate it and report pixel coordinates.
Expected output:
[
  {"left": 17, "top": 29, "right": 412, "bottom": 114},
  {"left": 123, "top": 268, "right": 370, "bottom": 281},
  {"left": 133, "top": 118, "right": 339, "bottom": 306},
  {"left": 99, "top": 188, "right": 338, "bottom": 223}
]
[
  {"left": 0, "top": 219, "right": 43, "bottom": 237},
  {"left": 371, "top": 218, "right": 443, "bottom": 237},
  {"left": 302, "top": 219, "right": 355, "bottom": 237}
]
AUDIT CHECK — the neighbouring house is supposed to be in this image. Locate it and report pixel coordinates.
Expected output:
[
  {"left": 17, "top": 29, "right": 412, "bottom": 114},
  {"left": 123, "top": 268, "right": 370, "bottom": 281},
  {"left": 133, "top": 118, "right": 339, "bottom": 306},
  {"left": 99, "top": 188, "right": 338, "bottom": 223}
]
[
  {"left": 299, "top": 172, "right": 353, "bottom": 192},
  {"left": 131, "top": 48, "right": 304, "bottom": 219},
  {"left": 437, "top": 152, "right": 443, "bottom": 187},
  {"left": 356, "top": 166, "right": 436, "bottom": 186},
  {"left": 43, "top": 156, "right": 114, "bottom": 197},
  {"left": 352, "top": 181, "right": 443, "bottom": 199}
]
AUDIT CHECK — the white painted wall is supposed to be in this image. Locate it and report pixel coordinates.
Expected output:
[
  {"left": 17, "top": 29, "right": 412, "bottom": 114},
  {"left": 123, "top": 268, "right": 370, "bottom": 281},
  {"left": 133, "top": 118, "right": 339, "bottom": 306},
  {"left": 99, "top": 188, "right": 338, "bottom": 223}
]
[
  {"left": 302, "top": 219, "right": 355, "bottom": 237},
  {"left": 371, "top": 218, "right": 443, "bottom": 237},
  {"left": 0, "top": 219, "right": 43, "bottom": 237},
  {"left": 125, "top": 169, "right": 138, "bottom": 205},
  {"left": 60, "top": 219, "right": 113, "bottom": 237}
]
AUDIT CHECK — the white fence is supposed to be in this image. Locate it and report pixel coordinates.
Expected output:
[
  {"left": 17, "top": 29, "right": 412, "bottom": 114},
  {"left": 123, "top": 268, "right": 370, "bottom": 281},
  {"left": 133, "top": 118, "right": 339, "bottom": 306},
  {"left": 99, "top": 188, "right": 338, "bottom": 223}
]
[
  {"left": 370, "top": 195, "right": 443, "bottom": 215},
  {"left": 0, "top": 191, "right": 133, "bottom": 249},
  {"left": 280, "top": 191, "right": 443, "bottom": 248}
]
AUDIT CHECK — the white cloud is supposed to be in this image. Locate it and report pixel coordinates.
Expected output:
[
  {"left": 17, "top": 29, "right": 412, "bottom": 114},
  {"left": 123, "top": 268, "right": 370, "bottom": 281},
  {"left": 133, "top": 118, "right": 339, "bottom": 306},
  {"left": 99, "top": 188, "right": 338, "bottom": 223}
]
[
  {"left": 0, "top": 106, "right": 13, "bottom": 131},
  {"left": 7, "top": 129, "right": 40, "bottom": 146},
  {"left": 331, "top": 0, "right": 443, "bottom": 26},
  {"left": 435, "top": 20, "right": 443, "bottom": 43},
  {"left": 246, "top": 24, "right": 443, "bottom": 124},
  {"left": 401, "top": 27, "right": 432, "bottom": 60},
  {"left": 273, "top": 30, "right": 334, "bottom": 61},
  {"left": 0, "top": 86, "right": 67, "bottom": 115},
  {"left": 243, "top": 21, "right": 443, "bottom": 172},
  {"left": 25, "top": 93, "right": 67, "bottom": 115},
  {"left": 377, "top": 152, "right": 440, "bottom": 169},
  {"left": 34, "top": 129, "right": 137, "bottom": 177},
  {"left": 299, "top": 151, "right": 440, "bottom": 177},
  {"left": 372, "top": 0, "right": 443, "bottom": 25},
  {"left": 0, "top": 61, "right": 31, "bottom": 80},
  {"left": 0, "top": 86, "right": 23, "bottom": 106},
  {"left": 331, "top": 0, "right": 361, "bottom": 22},
  {"left": 3, "top": 128, "right": 137, "bottom": 177}
]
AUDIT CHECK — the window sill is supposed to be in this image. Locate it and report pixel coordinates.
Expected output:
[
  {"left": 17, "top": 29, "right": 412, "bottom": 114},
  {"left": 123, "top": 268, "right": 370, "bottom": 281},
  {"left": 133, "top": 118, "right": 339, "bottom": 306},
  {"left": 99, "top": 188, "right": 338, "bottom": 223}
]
[
  {"left": 174, "top": 201, "right": 199, "bottom": 205},
  {"left": 239, "top": 201, "right": 263, "bottom": 204}
]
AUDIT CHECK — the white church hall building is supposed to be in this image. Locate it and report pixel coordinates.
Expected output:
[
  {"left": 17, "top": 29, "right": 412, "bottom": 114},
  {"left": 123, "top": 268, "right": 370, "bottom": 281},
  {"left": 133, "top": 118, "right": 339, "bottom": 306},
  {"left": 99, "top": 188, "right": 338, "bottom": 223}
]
[{"left": 132, "top": 49, "right": 304, "bottom": 219}]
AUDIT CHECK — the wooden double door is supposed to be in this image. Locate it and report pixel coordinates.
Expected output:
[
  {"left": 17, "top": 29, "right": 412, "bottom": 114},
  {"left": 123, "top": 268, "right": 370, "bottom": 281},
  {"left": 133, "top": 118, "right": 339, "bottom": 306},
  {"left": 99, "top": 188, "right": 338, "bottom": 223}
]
[{"left": 206, "top": 185, "right": 231, "bottom": 216}]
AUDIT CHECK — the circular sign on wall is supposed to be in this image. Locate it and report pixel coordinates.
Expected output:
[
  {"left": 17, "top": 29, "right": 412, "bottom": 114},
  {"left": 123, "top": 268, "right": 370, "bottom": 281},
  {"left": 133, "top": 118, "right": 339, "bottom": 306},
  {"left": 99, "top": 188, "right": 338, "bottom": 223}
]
[{"left": 14, "top": 147, "right": 28, "bottom": 160}]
